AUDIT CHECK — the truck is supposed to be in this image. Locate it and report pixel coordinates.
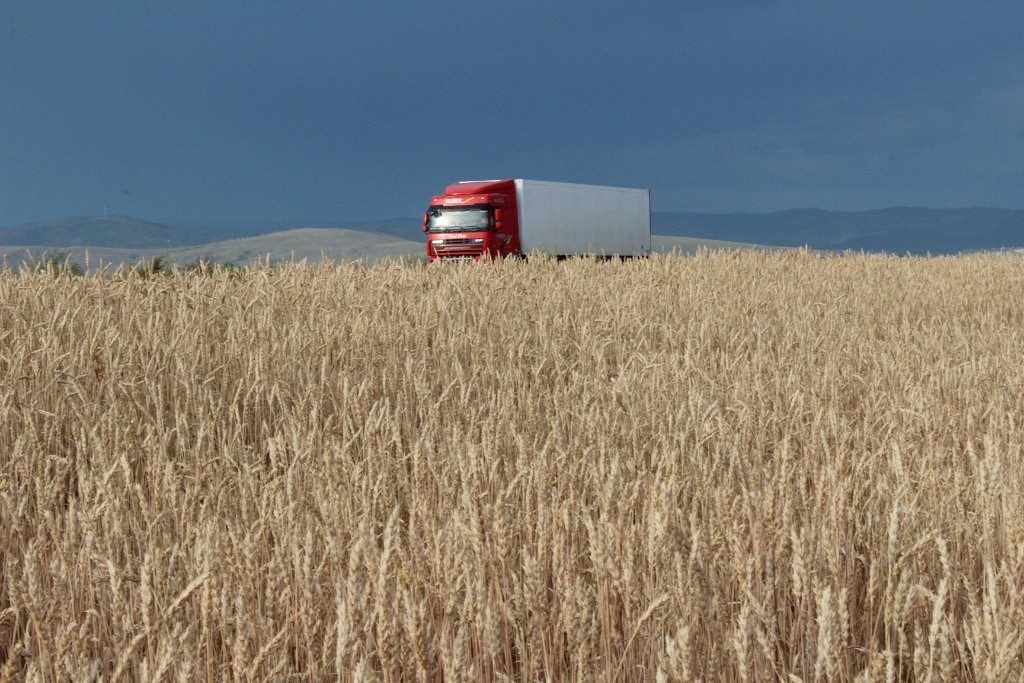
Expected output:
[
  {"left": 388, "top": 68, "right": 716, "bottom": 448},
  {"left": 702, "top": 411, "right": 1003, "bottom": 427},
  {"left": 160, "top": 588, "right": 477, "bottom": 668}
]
[{"left": 423, "top": 179, "right": 651, "bottom": 261}]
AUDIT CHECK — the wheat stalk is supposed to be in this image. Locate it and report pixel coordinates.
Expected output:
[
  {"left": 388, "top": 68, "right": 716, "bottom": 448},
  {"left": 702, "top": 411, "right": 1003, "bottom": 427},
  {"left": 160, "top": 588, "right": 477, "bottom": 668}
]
[{"left": 1, "top": 252, "right": 1022, "bottom": 680}]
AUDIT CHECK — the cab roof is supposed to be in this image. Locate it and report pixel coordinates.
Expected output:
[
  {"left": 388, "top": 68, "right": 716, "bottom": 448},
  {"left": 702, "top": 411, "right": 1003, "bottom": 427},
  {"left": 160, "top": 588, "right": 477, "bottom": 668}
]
[{"left": 445, "top": 179, "right": 516, "bottom": 195}]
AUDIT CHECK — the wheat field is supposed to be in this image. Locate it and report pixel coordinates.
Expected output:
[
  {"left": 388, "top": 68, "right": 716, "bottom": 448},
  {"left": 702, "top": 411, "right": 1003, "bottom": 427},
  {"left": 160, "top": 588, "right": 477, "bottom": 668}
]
[{"left": 1, "top": 251, "right": 1023, "bottom": 681}]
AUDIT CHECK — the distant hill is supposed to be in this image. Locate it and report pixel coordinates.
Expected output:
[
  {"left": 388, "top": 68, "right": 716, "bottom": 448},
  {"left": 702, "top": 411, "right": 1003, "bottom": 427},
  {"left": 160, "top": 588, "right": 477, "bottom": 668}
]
[
  {"left": 652, "top": 208, "right": 1024, "bottom": 255},
  {"left": 0, "top": 228, "right": 425, "bottom": 271},
  {"left": 0, "top": 215, "right": 183, "bottom": 248},
  {"left": 0, "top": 215, "right": 273, "bottom": 248},
  {"left": 347, "top": 218, "right": 422, "bottom": 243},
  {"left": 652, "top": 235, "right": 770, "bottom": 255},
  {"left": 4, "top": 207, "right": 1023, "bottom": 258},
  {"left": 165, "top": 228, "right": 424, "bottom": 265},
  {"left": 1, "top": 232, "right": 767, "bottom": 271}
]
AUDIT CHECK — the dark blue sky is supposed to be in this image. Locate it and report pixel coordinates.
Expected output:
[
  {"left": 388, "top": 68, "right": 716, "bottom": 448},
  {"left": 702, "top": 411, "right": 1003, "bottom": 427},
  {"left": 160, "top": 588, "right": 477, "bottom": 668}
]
[{"left": 2, "top": 1, "right": 1023, "bottom": 225}]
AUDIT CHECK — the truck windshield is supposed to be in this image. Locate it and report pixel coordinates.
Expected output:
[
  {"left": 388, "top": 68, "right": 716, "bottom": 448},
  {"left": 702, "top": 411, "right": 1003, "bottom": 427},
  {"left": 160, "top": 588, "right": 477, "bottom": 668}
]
[{"left": 426, "top": 206, "right": 490, "bottom": 232}]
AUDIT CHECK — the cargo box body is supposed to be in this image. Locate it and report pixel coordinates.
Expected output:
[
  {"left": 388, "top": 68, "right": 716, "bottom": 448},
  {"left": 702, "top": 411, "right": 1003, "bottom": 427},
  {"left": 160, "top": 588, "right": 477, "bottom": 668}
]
[{"left": 515, "top": 179, "right": 651, "bottom": 257}]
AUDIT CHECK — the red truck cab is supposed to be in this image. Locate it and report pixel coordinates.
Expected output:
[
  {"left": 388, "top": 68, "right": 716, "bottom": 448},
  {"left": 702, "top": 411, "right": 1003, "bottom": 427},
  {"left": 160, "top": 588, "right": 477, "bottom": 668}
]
[{"left": 423, "top": 179, "right": 520, "bottom": 261}]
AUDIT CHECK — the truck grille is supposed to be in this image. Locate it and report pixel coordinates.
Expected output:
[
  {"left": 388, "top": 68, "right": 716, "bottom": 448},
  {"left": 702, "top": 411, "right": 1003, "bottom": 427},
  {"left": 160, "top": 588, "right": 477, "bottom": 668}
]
[{"left": 432, "top": 238, "right": 485, "bottom": 259}]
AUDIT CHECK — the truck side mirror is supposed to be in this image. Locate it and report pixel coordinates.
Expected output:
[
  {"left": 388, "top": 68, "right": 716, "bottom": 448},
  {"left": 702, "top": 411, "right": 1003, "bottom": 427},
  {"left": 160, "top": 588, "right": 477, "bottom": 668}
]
[
  {"left": 422, "top": 212, "right": 429, "bottom": 232},
  {"left": 494, "top": 209, "right": 503, "bottom": 230}
]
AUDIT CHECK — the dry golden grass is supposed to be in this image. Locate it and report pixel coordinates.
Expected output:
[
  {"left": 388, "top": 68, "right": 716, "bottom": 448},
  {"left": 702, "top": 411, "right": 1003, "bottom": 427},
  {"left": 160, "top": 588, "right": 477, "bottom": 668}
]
[{"left": 1, "top": 251, "right": 1023, "bottom": 681}]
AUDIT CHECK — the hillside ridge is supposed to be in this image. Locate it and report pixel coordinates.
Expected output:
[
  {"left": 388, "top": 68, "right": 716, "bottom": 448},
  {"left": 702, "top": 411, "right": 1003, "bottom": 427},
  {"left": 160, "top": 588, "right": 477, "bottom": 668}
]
[{"left": 3, "top": 207, "right": 1024, "bottom": 255}]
